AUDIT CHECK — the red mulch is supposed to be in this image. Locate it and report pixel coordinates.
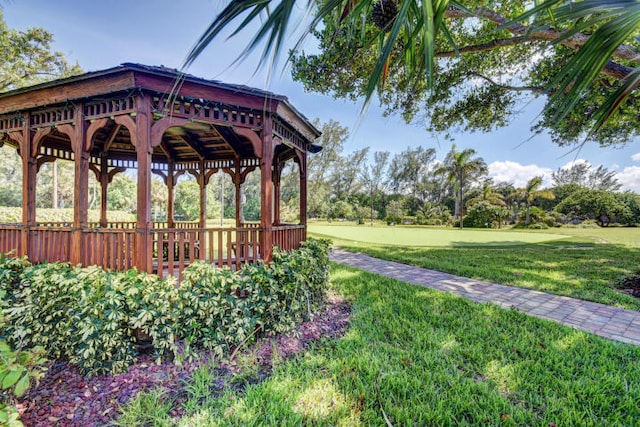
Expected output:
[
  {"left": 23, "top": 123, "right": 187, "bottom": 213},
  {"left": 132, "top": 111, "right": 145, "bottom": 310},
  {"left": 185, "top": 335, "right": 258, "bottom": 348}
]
[{"left": 16, "top": 295, "right": 351, "bottom": 426}]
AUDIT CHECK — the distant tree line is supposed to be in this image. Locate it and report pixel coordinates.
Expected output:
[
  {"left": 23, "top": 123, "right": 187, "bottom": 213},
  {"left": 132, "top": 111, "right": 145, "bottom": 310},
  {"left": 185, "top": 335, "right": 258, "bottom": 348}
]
[
  {"left": 285, "top": 120, "right": 640, "bottom": 229},
  {"left": 1, "top": 119, "right": 639, "bottom": 228}
]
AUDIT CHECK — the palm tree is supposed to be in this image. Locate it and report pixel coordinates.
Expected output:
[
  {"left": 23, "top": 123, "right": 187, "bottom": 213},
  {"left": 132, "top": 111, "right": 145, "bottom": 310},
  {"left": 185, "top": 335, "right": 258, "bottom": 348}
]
[
  {"left": 511, "top": 176, "right": 555, "bottom": 225},
  {"left": 466, "top": 180, "right": 505, "bottom": 208},
  {"left": 435, "top": 145, "right": 488, "bottom": 229}
]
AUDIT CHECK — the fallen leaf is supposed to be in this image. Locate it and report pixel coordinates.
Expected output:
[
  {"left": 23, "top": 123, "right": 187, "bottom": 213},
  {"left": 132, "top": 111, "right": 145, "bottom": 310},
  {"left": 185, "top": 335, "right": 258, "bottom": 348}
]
[{"left": 501, "top": 414, "right": 511, "bottom": 421}]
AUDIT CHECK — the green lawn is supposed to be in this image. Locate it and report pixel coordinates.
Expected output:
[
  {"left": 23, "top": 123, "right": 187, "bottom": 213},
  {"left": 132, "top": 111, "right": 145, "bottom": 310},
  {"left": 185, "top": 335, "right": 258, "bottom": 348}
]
[
  {"left": 310, "top": 224, "right": 640, "bottom": 311},
  {"left": 309, "top": 223, "right": 569, "bottom": 246},
  {"left": 118, "top": 264, "right": 640, "bottom": 426}
]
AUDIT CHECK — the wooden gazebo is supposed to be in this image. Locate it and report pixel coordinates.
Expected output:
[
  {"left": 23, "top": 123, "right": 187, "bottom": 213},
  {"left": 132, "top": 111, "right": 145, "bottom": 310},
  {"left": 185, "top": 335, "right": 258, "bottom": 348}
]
[{"left": 0, "top": 63, "right": 320, "bottom": 277}]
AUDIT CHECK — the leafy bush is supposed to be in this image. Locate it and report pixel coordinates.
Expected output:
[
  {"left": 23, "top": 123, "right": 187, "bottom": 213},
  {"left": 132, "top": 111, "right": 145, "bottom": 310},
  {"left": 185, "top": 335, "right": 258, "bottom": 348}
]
[
  {"left": 0, "top": 238, "right": 331, "bottom": 376},
  {"left": 0, "top": 288, "right": 47, "bottom": 427},
  {"left": 463, "top": 201, "right": 510, "bottom": 228},
  {"left": 4, "top": 263, "right": 178, "bottom": 375},
  {"left": 176, "top": 263, "right": 256, "bottom": 357}
]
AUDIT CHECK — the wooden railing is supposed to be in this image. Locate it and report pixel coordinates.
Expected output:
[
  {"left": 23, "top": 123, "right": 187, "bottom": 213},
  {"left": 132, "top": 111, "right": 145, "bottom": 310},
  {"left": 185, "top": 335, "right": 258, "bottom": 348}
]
[
  {"left": 88, "top": 221, "right": 136, "bottom": 229},
  {"left": 28, "top": 226, "right": 72, "bottom": 264},
  {"left": 240, "top": 222, "right": 261, "bottom": 229},
  {"left": 273, "top": 224, "right": 306, "bottom": 251},
  {"left": 152, "top": 227, "right": 262, "bottom": 278},
  {"left": 80, "top": 229, "right": 136, "bottom": 271},
  {"left": 0, "top": 223, "right": 306, "bottom": 278},
  {"left": 0, "top": 224, "right": 22, "bottom": 256},
  {"left": 39, "top": 221, "right": 202, "bottom": 229}
]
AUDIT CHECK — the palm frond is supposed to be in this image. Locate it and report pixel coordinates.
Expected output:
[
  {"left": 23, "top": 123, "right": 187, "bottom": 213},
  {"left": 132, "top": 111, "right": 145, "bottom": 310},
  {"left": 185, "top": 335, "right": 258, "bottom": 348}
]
[
  {"left": 547, "top": 1, "right": 640, "bottom": 124},
  {"left": 511, "top": 0, "right": 640, "bottom": 138},
  {"left": 593, "top": 66, "right": 640, "bottom": 130},
  {"left": 184, "top": 0, "right": 454, "bottom": 110}
]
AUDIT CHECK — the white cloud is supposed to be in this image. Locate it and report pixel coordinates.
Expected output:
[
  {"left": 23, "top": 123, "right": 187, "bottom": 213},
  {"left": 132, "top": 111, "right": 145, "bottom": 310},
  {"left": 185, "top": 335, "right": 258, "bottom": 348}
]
[
  {"left": 632, "top": 153, "right": 640, "bottom": 162},
  {"left": 488, "top": 161, "right": 553, "bottom": 188},
  {"left": 617, "top": 166, "right": 640, "bottom": 193}
]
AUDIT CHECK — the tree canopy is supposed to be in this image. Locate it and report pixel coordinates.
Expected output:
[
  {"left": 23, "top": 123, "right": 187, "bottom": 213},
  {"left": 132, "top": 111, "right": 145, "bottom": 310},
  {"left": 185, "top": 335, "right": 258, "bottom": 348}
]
[
  {"left": 291, "top": 0, "right": 640, "bottom": 147},
  {"left": 0, "top": 11, "right": 81, "bottom": 92},
  {"left": 186, "top": 1, "right": 640, "bottom": 148}
]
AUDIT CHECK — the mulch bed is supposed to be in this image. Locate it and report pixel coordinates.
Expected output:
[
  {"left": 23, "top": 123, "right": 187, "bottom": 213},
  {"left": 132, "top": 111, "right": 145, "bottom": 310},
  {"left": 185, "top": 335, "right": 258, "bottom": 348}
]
[
  {"left": 16, "top": 295, "right": 351, "bottom": 427},
  {"left": 617, "top": 272, "right": 640, "bottom": 299}
]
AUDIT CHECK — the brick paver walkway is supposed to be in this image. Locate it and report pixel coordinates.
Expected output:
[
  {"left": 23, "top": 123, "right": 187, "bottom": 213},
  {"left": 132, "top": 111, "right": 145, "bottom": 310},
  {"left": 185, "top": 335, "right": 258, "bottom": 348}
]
[{"left": 330, "top": 248, "right": 640, "bottom": 346}]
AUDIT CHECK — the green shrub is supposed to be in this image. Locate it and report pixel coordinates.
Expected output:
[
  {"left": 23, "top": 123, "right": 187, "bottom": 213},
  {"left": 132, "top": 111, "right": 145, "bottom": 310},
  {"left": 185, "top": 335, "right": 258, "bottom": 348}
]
[
  {"left": 0, "top": 289, "right": 47, "bottom": 427},
  {"left": 0, "top": 255, "right": 30, "bottom": 309},
  {"left": 176, "top": 263, "right": 256, "bottom": 357},
  {"left": 0, "top": 238, "right": 331, "bottom": 376},
  {"left": 0, "top": 207, "right": 134, "bottom": 224},
  {"left": 8, "top": 262, "right": 83, "bottom": 360}
]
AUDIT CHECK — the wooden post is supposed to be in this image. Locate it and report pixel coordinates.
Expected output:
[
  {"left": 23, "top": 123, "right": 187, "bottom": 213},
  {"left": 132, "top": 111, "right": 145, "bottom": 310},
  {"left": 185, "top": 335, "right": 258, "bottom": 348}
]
[
  {"left": 17, "top": 113, "right": 35, "bottom": 258},
  {"left": 260, "top": 115, "right": 274, "bottom": 262},
  {"left": 235, "top": 158, "right": 242, "bottom": 228},
  {"left": 135, "top": 96, "right": 153, "bottom": 272},
  {"left": 199, "top": 159, "right": 207, "bottom": 229},
  {"left": 69, "top": 108, "right": 87, "bottom": 265},
  {"left": 99, "top": 155, "right": 109, "bottom": 227},
  {"left": 167, "top": 160, "right": 175, "bottom": 228}
]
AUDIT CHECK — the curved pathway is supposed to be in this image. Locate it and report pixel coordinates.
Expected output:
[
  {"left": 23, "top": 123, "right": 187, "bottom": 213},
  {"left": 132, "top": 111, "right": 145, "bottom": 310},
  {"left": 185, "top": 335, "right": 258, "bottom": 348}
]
[{"left": 330, "top": 248, "right": 640, "bottom": 346}]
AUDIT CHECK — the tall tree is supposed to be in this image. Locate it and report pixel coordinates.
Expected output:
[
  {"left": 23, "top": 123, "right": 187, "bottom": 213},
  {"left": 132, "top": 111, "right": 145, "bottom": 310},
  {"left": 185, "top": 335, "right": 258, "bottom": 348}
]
[
  {"left": 552, "top": 163, "right": 622, "bottom": 192},
  {"left": 307, "top": 119, "right": 349, "bottom": 217},
  {"left": 435, "top": 145, "right": 488, "bottom": 228},
  {"left": 0, "top": 12, "right": 81, "bottom": 211},
  {"left": 362, "top": 150, "right": 390, "bottom": 223},
  {"left": 0, "top": 11, "right": 81, "bottom": 92},
  {"left": 387, "top": 146, "right": 436, "bottom": 200},
  {"left": 184, "top": 0, "right": 454, "bottom": 110},
  {"left": 512, "top": 176, "right": 555, "bottom": 225},
  {"left": 0, "top": 145, "right": 22, "bottom": 206},
  {"left": 329, "top": 147, "right": 369, "bottom": 200},
  {"left": 555, "top": 188, "right": 626, "bottom": 227}
]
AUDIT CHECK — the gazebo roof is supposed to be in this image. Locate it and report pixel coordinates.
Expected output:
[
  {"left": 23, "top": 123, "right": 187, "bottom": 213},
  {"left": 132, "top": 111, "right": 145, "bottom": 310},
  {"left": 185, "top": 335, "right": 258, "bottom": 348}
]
[{"left": 0, "top": 63, "right": 320, "bottom": 166}]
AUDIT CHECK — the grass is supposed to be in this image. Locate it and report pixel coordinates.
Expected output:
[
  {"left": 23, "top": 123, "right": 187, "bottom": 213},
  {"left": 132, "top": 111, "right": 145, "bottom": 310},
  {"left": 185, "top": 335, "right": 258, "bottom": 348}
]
[
  {"left": 118, "top": 264, "right": 640, "bottom": 426},
  {"left": 310, "top": 224, "right": 640, "bottom": 311},
  {"left": 309, "top": 223, "right": 569, "bottom": 246}
]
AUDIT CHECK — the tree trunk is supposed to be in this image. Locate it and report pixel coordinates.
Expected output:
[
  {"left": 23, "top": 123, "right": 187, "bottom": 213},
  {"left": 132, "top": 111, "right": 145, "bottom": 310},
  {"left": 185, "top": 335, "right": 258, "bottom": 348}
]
[{"left": 458, "top": 176, "right": 464, "bottom": 229}]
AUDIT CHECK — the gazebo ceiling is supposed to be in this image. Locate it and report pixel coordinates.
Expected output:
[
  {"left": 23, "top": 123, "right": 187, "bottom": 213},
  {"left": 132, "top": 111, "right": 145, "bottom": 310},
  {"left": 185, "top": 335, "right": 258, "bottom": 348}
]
[{"left": 0, "top": 63, "right": 319, "bottom": 167}]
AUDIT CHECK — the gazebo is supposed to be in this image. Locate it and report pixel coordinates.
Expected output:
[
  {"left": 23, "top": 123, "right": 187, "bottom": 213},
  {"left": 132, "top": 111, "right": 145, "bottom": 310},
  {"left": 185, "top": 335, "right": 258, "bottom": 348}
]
[{"left": 0, "top": 63, "right": 320, "bottom": 277}]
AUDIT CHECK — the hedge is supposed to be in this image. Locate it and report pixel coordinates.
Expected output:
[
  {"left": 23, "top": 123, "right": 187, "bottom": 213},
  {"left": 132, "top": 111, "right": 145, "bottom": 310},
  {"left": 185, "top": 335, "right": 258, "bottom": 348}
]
[
  {"left": 0, "top": 207, "right": 135, "bottom": 224},
  {"left": 0, "top": 239, "right": 331, "bottom": 376}
]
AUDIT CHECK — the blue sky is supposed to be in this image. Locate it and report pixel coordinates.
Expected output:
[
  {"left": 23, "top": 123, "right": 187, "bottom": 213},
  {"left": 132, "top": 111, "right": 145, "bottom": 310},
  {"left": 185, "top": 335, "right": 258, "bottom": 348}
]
[{"left": 4, "top": 0, "right": 640, "bottom": 191}]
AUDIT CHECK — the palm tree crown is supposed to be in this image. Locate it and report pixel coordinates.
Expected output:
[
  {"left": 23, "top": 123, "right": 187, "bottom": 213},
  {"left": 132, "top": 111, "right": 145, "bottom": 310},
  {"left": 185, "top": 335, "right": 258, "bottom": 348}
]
[
  {"left": 511, "top": 176, "right": 555, "bottom": 225},
  {"left": 435, "top": 144, "right": 488, "bottom": 228}
]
